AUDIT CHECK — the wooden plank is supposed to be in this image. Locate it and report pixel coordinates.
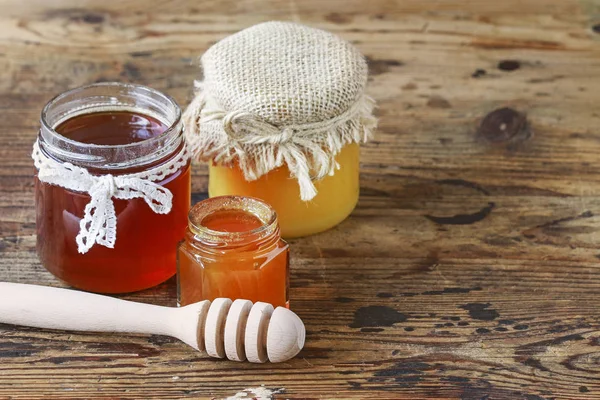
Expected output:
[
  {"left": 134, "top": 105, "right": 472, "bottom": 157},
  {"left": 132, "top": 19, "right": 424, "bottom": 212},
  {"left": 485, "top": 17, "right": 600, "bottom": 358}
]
[{"left": 1, "top": 0, "right": 600, "bottom": 398}]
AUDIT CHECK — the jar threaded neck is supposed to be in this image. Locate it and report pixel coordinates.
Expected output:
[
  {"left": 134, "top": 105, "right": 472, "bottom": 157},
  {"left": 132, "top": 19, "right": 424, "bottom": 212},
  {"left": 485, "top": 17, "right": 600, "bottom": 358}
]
[
  {"left": 39, "top": 82, "right": 183, "bottom": 170},
  {"left": 187, "top": 196, "right": 279, "bottom": 248}
]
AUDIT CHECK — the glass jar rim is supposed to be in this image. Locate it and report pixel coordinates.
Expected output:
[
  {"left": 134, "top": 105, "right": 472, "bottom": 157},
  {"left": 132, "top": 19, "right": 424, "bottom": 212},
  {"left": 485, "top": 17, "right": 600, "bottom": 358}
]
[
  {"left": 188, "top": 196, "right": 279, "bottom": 245},
  {"left": 38, "top": 82, "right": 184, "bottom": 170},
  {"left": 41, "top": 82, "right": 182, "bottom": 151}
]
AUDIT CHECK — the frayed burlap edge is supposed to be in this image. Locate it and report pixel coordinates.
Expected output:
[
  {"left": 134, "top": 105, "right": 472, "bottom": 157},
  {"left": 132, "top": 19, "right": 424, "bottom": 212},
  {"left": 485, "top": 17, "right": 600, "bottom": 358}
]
[{"left": 183, "top": 82, "right": 377, "bottom": 201}]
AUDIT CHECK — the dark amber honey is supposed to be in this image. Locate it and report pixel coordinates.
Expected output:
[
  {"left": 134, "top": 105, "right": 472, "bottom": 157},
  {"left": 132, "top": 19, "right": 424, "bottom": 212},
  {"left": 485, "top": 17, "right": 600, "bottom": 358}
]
[
  {"left": 35, "top": 111, "right": 190, "bottom": 293},
  {"left": 57, "top": 111, "right": 166, "bottom": 145}
]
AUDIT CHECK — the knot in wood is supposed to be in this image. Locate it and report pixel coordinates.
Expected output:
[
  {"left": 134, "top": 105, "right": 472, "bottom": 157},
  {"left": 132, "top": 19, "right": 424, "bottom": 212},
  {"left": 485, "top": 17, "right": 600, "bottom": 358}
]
[
  {"left": 478, "top": 107, "right": 528, "bottom": 143},
  {"left": 497, "top": 60, "right": 520, "bottom": 71}
]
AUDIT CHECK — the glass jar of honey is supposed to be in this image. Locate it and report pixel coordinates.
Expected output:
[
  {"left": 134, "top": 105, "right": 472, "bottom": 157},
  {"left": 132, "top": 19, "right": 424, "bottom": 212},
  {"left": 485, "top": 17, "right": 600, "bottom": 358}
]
[
  {"left": 34, "top": 83, "right": 191, "bottom": 293},
  {"left": 183, "top": 22, "right": 376, "bottom": 238},
  {"left": 177, "top": 196, "right": 289, "bottom": 308},
  {"left": 208, "top": 143, "right": 360, "bottom": 238}
]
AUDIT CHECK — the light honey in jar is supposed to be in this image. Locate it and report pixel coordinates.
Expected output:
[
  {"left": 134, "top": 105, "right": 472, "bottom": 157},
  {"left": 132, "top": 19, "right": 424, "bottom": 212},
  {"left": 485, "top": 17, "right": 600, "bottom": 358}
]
[
  {"left": 183, "top": 22, "right": 376, "bottom": 238},
  {"left": 209, "top": 143, "right": 360, "bottom": 237}
]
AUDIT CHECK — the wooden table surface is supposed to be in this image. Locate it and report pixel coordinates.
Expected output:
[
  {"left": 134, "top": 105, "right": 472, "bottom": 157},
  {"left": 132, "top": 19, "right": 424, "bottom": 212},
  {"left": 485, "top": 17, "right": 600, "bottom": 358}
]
[{"left": 1, "top": 0, "right": 600, "bottom": 398}]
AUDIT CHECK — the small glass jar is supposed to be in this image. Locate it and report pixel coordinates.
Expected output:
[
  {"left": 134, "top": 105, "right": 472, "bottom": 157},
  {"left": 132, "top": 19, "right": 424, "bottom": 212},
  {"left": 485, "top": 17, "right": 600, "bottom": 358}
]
[
  {"left": 35, "top": 83, "right": 191, "bottom": 293},
  {"left": 177, "top": 196, "right": 289, "bottom": 308},
  {"left": 209, "top": 143, "right": 360, "bottom": 238}
]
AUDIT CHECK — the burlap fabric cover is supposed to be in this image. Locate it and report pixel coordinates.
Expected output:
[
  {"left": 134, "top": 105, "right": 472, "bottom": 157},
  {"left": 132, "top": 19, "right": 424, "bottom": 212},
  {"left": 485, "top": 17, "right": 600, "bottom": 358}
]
[{"left": 183, "top": 21, "right": 377, "bottom": 200}]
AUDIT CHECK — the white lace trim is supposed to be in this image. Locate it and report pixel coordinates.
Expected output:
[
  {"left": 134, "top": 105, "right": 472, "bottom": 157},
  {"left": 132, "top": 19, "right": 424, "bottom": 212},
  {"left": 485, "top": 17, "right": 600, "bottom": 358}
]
[{"left": 32, "top": 140, "right": 190, "bottom": 254}]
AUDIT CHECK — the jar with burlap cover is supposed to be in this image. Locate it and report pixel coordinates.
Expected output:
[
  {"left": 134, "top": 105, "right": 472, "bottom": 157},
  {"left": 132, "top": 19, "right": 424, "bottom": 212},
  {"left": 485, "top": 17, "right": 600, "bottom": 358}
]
[{"left": 183, "top": 21, "right": 377, "bottom": 201}]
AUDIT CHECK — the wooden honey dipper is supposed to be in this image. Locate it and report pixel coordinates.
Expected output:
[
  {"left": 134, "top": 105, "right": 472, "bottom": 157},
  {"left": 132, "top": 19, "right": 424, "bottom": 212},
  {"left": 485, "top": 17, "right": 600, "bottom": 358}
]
[{"left": 0, "top": 283, "right": 305, "bottom": 363}]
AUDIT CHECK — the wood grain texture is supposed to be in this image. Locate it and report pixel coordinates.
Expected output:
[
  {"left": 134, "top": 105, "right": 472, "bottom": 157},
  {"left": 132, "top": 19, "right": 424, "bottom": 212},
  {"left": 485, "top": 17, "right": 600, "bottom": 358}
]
[{"left": 2, "top": 0, "right": 600, "bottom": 398}]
